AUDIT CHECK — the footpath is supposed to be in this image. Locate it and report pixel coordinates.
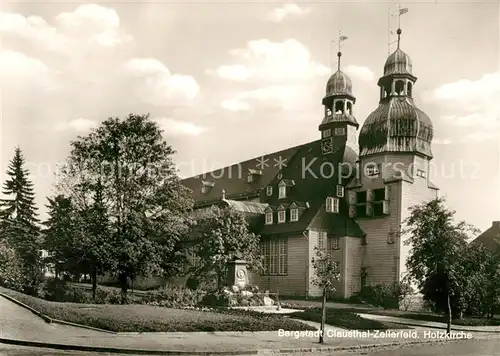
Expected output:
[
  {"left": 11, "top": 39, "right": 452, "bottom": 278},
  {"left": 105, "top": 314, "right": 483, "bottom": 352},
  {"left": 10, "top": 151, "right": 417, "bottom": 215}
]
[{"left": 1, "top": 294, "right": 497, "bottom": 355}]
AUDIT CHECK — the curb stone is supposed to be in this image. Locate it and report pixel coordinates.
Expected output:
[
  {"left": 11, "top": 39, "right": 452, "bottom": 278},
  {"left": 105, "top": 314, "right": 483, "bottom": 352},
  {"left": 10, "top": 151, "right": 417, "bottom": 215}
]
[
  {"left": 0, "top": 292, "right": 115, "bottom": 334},
  {"left": 0, "top": 336, "right": 463, "bottom": 355}
]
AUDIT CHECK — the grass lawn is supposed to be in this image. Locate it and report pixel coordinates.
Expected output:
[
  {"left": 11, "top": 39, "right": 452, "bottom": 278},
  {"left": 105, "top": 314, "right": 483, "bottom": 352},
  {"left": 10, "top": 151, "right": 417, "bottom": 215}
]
[
  {"left": 0, "top": 287, "right": 315, "bottom": 333},
  {"left": 290, "top": 307, "right": 409, "bottom": 330}
]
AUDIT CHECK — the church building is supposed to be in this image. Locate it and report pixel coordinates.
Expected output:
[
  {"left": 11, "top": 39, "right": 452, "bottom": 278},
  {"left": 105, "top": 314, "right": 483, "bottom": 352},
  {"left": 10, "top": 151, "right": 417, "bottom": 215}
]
[{"left": 181, "top": 28, "right": 439, "bottom": 298}]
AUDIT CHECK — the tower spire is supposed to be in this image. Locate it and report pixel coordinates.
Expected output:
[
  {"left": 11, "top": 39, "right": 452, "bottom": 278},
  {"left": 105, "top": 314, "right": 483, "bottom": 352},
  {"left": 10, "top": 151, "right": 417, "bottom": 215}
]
[
  {"left": 388, "top": 1, "right": 408, "bottom": 53},
  {"left": 333, "top": 29, "right": 348, "bottom": 71}
]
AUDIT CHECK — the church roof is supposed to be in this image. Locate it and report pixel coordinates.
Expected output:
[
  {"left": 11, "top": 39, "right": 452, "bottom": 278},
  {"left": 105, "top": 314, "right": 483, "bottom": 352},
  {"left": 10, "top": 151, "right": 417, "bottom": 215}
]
[
  {"left": 359, "top": 97, "right": 434, "bottom": 157},
  {"left": 470, "top": 221, "right": 500, "bottom": 256},
  {"left": 325, "top": 70, "right": 353, "bottom": 97},
  {"left": 383, "top": 48, "right": 413, "bottom": 76},
  {"left": 182, "top": 140, "right": 364, "bottom": 238},
  {"left": 182, "top": 142, "right": 308, "bottom": 207}
]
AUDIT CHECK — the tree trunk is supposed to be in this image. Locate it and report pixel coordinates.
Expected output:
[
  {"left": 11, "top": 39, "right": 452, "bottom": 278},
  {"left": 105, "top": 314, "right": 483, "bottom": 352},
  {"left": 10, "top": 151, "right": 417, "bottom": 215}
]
[
  {"left": 319, "top": 288, "right": 327, "bottom": 344},
  {"left": 446, "top": 291, "right": 452, "bottom": 334},
  {"left": 91, "top": 269, "right": 97, "bottom": 301},
  {"left": 118, "top": 272, "right": 128, "bottom": 299}
]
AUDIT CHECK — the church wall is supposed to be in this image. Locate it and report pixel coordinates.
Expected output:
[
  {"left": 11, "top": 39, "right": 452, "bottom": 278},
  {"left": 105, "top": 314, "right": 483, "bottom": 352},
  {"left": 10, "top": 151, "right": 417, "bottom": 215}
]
[
  {"left": 249, "top": 235, "right": 308, "bottom": 297},
  {"left": 344, "top": 236, "right": 362, "bottom": 297},
  {"left": 350, "top": 180, "right": 403, "bottom": 286},
  {"left": 307, "top": 230, "right": 344, "bottom": 298},
  {"left": 398, "top": 159, "right": 439, "bottom": 281}
]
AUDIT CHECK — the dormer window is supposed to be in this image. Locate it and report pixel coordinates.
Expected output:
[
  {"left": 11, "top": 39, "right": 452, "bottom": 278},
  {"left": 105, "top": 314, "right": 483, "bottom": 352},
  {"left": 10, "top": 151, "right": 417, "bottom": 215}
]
[
  {"left": 265, "top": 212, "right": 273, "bottom": 225},
  {"left": 290, "top": 209, "right": 298, "bottom": 222},
  {"left": 336, "top": 185, "right": 344, "bottom": 197},
  {"left": 247, "top": 169, "right": 262, "bottom": 183},
  {"left": 326, "top": 197, "right": 339, "bottom": 213},
  {"left": 266, "top": 186, "right": 273, "bottom": 196},
  {"left": 277, "top": 208, "right": 286, "bottom": 223},
  {"left": 322, "top": 129, "right": 332, "bottom": 138},
  {"left": 201, "top": 181, "right": 215, "bottom": 194},
  {"left": 278, "top": 179, "right": 295, "bottom": 199}
]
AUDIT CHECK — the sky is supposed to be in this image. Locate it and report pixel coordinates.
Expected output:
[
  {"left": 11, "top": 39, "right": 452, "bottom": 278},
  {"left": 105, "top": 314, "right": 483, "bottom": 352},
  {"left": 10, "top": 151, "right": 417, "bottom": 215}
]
[{"left": 0, "top": 0, "right": 499, "bottom": 233}]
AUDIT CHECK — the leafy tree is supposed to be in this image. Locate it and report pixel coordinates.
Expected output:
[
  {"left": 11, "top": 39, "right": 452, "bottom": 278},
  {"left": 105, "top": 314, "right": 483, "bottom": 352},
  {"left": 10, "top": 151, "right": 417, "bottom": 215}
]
[
  {"left": 56, "top": 114, "right": 193, "bottom": 296},
  {"left": 44, "top": 195, "right": 78, "bottom": 278},
  {"left": 311, "top": 247, "right": 340, "bottom": 344},
  {"left": 403, "top": 198, "right": 479, "bottom": 333},
  {"left": 0, "top": 239, "right": 24, "bottom": 291},
  {"left": 74, "top": 180, "right": 116, "bottom": 300},
  {"left": 462, "top": 242, "right": 500, "bottom": 318},
  {"left": 194, "top": 205, "right": 262, "bottom": 289},
  {"left": 0, "top": 147, "right": 43, "bottom": 295}
]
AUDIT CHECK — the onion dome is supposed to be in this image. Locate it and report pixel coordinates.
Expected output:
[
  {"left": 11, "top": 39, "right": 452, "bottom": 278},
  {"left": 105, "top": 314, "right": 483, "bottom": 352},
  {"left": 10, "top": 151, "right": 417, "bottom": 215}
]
[
  {"left": 325, "top": 70, "right": 353, "bottom": 96},
  {"left": 358, "top": 29, "right": 433, "bottom": 158}
]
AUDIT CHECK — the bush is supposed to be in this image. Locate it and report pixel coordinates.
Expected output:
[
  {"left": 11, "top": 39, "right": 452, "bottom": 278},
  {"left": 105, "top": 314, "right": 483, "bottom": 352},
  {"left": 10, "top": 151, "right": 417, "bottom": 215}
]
[
  {"left": 141, "top": 285, "right": 206, "bottom": 308},
  {"left": 186, "top": 276, "right": 200, "bottom": 290},
  {"left": 354, "top": 282, "right": 413, "bottom": 309},
  {"left": 94, "top": 288, "right": 129, "bottom": 305},
  {"left": 199, "top": 286, "right": 274, "bottom": 307},
  {"left": 41, "top": 278, "right": 69, "bottom": 302}
]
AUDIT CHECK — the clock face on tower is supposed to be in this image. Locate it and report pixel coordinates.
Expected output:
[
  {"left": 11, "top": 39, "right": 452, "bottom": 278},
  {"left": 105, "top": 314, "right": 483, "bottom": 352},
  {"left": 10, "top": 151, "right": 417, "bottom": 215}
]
[{"left": 321, "top": 138, "right": 333, "bottom": 155}]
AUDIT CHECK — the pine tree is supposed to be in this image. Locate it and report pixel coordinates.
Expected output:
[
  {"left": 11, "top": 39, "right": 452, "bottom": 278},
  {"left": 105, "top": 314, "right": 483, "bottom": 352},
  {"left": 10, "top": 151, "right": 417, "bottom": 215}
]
[{"left": 0, "top": 147, "right": 42, "bottom": 295}]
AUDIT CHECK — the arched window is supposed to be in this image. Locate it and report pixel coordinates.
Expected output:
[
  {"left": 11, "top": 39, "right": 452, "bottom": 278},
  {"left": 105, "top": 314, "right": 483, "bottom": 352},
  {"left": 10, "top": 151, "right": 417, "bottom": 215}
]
[
  {"left": 407, "top": 82, "right": 413, "bottom": 97},
  {"left": 395, "top": 80, "right": 405, "bottom": 95},
  {"left": 346, "top": 102, "right": 353, "bottom": 114},
  {"left": 335, "top": 100, "right": 345, "bottom": 113},
  {"left": 384, "top": 86, "right": 391, "bottom": 98}
]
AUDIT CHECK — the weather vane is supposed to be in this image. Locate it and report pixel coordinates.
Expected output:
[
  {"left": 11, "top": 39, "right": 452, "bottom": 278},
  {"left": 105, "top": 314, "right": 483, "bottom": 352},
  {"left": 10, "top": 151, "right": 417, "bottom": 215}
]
[
  {"left": 388, "top": 0, "right": 409, "bottom": 54},
  {"left": 331, "top": 28, "right": 348, "bottom": 71}
]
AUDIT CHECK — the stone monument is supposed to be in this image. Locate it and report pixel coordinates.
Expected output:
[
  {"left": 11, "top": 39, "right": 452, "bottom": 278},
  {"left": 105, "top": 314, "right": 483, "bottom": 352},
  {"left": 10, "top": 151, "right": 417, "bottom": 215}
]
[{"left": 227, "top": 256, "right": 249, "bottom": 289}]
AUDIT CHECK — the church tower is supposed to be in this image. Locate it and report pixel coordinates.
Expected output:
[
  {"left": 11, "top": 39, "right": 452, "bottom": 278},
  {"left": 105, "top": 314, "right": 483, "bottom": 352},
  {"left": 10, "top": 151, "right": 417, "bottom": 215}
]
[
  {"left": 319, "top": 50, "right": 359, "bottom": 155},
  {"left": 346, "top": 27, "right": 439, "bottom": 290}
]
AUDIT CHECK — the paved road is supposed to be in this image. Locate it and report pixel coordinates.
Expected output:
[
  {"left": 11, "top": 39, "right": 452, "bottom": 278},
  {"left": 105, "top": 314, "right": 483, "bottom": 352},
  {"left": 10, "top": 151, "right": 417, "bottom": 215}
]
[
  {"left": 0, "top": 296, "right": 106, "bottom": 341},
  {"left": 3, "top": 339, "right": 500, "bottom": 355}
]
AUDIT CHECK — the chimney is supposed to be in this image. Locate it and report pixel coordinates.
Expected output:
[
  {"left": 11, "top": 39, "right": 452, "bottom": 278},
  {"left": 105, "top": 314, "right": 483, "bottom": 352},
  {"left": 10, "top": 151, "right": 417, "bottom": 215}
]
[{"left": 493, "top": 221, "right": 500, "bottom": 228}]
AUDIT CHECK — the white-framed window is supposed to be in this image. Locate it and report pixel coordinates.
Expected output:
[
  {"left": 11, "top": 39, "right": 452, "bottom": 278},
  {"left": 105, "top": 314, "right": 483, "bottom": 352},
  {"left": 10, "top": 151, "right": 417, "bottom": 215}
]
[
  {"left": 261, "top": 237, "right": 287, "bottom": 275},
  {"left": 201, "top": 186, "right": 209, "bottom": 194},
  {"left": 329, "top": 237, "right": 340, "bottom": 250},
  {"left": 278, "top": 210, "right": 286, "bottom": 223},
  {"left": 318, "top": 231, "right": 326, "bottom": 250},
  {"left": 416, "top": 169, "right": 426, "bottom": 178},
  {"left": 326, "top": 197, "right": 339, "bottom": 213},
  {"left": 247, "top": 174, "right": 253, "bottom": 183},
  {"left": 278, "top": 186, "right": 286, "bottom": 199},
  {"left": 336, "top": 185, "right": 344, "bottom": 197},
  {"left": 334, "top": 127, "right": 345, "bottom": 136},
  {"left": 265, "top": 212, "right": 273, "bottom": 225},
  {"left": 290, "top": 208, "right": 299, "bottom": 222},
  {"left": 322, "top": 129, "right": 332, "bottom": 138},
  {"left": 266, "top": 186, "right": 273, "bottom": 196}
]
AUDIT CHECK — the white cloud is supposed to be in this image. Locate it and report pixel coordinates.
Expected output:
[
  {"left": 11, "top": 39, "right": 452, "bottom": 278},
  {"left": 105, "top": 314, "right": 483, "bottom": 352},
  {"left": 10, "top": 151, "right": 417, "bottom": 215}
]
[
  {"left": 55, "top": 118, "right": 98, "bottom": 132},
  {"left": 121, "top": 58, "right": 199, "bottom": 105},
  {"left": 0, "top": 49, "right": 48, "bottom": 77},
  {"left": 212, "top": 65, "right": 250, "bottom": 81},
  {"left": 346, "top": 65, "right": 374, "bottom": 82},
  {"left": 267, "top": 3, "right": 310, "bottom": 22},
  {"left": 153, "top": 118, "right": 207, "bottom": 136},
  {"left": 425, "top": 72, "right": 500, "bottom": 142},
  {"left": 220, "top": 85, "right": 310, "bottom": 112},
  {"left": 220, "top": 99, "right": 251, "bottom": 112},
  {"left": 433, "top": 138, "right": 453, "bottom": 145},
  {"left": 213, "top": 39, "right": 329, "bottom": 83},
  {"left": 0, "top": 4, "right": 131, "bottom": 52}
]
